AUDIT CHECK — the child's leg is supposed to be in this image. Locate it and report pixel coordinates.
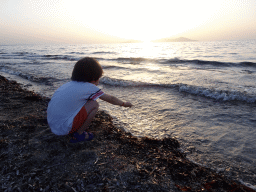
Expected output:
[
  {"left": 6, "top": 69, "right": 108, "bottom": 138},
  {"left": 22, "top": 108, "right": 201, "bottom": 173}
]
[{"left": 77, "top": 100, "right": 99, "bottom": 135}]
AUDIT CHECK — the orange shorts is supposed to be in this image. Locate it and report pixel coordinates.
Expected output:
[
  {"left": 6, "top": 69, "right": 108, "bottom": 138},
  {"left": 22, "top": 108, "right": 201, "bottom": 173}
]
[{"left": 69, "top": 106, "right": 88, "bottom": 135}]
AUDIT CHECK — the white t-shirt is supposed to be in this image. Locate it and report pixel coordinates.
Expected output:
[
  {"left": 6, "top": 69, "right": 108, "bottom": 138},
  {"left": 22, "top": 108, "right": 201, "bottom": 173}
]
[{"left": 47, "top": 81, "right": 104, "bottom": 135}]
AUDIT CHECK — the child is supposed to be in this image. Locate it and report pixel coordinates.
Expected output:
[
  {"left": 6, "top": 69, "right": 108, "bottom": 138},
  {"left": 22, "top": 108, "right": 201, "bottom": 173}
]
[{"left": 47, "top": 57, "right": 132, "bottom": 143}]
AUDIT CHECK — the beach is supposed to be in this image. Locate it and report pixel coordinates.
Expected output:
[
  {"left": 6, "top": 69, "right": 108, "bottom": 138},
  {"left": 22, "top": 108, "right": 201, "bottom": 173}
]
[
  {"left": 1, "top": 75, "right": 255, "bottom": 191},
  {"left": 1, "top": 42, "right": 255, "bottom": 186}
]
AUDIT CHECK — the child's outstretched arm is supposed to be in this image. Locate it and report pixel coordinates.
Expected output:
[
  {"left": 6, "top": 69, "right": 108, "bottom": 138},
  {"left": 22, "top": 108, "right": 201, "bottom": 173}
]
[{"left": 100, "top": 93, "right": 132, "bottom": 107}]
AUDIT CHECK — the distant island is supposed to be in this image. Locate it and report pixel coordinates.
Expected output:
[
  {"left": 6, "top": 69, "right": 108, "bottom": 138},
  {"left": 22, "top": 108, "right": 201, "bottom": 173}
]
[{"left": 152, "top": 37, "right": 197, "bottom": 42}]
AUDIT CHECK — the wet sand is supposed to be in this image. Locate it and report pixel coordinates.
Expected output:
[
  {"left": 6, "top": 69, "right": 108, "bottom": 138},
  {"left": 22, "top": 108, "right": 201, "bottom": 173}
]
[{"left": 0, "top": 75, "right": 255, "bottom": 192}]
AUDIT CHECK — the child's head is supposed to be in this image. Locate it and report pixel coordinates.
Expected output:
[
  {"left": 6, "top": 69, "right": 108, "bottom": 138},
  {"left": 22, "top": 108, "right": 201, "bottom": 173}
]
[{"left": 71, "top": 57, "right": 103, "bottom": 82}]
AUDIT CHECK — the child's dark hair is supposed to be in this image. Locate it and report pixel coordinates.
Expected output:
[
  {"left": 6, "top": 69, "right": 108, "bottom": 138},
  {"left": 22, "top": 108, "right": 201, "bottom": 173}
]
[{"left": 71, "top": 57, "right": 103, "bottom": 82}]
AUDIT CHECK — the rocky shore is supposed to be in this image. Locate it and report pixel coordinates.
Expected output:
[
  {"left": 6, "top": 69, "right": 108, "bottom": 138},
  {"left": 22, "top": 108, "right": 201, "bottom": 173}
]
[{"left": 0, "top": 75, "right": 255, "bottom": 192}]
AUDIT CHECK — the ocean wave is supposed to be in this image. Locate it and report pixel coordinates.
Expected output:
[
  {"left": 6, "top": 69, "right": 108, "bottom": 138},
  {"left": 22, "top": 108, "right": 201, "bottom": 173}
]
[
  {"left": 100, "top": 76, "right": 178, "bottom": 88},
  {"left": 111, "top": 57, "right": 256, "bottom": 68},
  {"left": 100, "top": 76, "right": 142, "bottom": 87},
  {"left": 179, "top": 84, "right": 256, "bottom": 103},
  {"left": 116, "top": 57, "right": 154, "bottom": 64},
  {"left": 100, "top": 76, "right": 256, "bottom": 103},
  {"left": 0, "top": 67, "right": 58, "bottom": 86},
  {"left": 2, "top": 64, "right": 255, "bottom": 103},
  {"left": 92, "top": 51, "right": 117, "bottom": 55},
  {"left": 165, "top": 58, "right": 256, "bottom": 68},
  {"left": 239, "top": 62, "right": 256, "bottom": 67},
  {"left": 102, "top": 65, "right": 127, "bottom": 70},
  {"left": 69, "top": 52, "right": 85, "bottom": 55},
  {"left": 43, "top": 55, "right": 77, "bottom": 61},
  {"left": 12, "top": 51, "right": 30, "bottom": 55},
  {"left": 164, "top": 59, "right": 231, "bottom": 67}
]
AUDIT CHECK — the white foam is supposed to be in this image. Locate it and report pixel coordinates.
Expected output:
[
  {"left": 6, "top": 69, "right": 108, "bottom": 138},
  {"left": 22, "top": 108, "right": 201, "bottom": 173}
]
[{"left": 179, "top": 84, "right": 256, "bottom": 103}]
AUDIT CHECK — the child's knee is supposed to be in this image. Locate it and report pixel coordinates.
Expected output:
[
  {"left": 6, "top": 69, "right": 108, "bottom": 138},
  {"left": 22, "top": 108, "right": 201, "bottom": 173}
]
[
  {"left": 85, "top": 100, "right": 99, "bottom": 113},
  {"left": 90, "top": 100, "right": 99, "bottom": 109}
]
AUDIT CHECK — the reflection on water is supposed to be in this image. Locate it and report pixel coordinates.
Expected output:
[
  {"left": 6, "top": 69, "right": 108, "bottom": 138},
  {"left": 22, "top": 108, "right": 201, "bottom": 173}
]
[
  {"left": 99, "top": 85, "right": 256, "bottom": 185},
  {"left": 1, "top": 41, "right": 256, "bottom": 187}
]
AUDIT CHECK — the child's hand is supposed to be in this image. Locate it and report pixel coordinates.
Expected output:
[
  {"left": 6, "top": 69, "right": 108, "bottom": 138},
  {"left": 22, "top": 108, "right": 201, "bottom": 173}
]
[{"left": 123, "top": 102, "right": 132, "bottom": 107}]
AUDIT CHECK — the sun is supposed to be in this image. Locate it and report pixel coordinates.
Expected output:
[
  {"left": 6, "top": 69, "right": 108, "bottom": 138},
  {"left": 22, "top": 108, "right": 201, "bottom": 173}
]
[{"left": 56, "top": 0, "right": 226, "bottom": 43}]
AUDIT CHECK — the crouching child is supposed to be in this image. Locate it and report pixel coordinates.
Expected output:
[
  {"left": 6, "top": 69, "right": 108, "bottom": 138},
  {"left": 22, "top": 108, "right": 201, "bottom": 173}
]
[{"left": 47, "top": 57, "right": 132, "bottom": 143}]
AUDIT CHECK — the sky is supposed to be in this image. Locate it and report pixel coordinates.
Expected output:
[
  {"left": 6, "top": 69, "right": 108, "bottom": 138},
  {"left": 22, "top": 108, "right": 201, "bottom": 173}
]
[{"left": 1, "top": 0, "right": 256, "bottom": 45}]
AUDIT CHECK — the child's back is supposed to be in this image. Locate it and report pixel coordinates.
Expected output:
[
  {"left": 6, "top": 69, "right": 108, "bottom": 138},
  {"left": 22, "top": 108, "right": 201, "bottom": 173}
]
[{"left": 47, "top": 57, "right": 132, "bottom": 143}]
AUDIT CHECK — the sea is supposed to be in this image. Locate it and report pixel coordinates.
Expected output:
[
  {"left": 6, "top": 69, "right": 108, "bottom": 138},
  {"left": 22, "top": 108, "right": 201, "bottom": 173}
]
[{"left": 0, "top": 40, "right": 256, "bottom": 188}]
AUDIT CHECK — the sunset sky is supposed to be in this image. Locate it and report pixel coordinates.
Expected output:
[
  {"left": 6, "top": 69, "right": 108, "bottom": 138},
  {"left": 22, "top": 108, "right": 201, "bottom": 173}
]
[{"left": 1, "top": 0, "right": 256, "bottom": 44}]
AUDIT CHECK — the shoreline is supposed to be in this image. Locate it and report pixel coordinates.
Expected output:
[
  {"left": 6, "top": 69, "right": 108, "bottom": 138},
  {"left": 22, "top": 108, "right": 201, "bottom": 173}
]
[{"left": 0, "top": 74, "right": 255, "bottom": 192}]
